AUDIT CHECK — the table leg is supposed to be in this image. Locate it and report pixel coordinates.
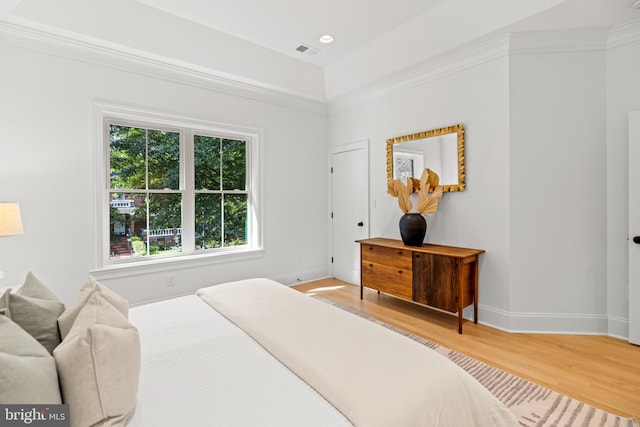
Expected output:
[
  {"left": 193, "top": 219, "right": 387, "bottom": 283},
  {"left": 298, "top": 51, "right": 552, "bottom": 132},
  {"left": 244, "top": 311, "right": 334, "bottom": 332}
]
[
  {"left": 474, "top": 258, "right": 479, "bottom": 324},
  {"left": 458, "top": 260, "right": 464, "bottom": 334}
]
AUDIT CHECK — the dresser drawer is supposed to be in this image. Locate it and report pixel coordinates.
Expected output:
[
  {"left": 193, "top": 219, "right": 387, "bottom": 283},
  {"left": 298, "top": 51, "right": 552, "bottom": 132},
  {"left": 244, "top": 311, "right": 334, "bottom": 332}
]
[
  {"left": 361, "top": 262, "right": 412, "bottom": 300},
  {"left": 361, "top": 244, "right": 412, "bottom": 270}
]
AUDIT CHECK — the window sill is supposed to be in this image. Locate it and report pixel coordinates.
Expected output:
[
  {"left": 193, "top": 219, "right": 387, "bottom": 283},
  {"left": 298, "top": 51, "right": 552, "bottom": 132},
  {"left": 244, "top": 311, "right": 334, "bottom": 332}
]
[{"left": 90, "top": 247, "right": 265, "bottom": 280}]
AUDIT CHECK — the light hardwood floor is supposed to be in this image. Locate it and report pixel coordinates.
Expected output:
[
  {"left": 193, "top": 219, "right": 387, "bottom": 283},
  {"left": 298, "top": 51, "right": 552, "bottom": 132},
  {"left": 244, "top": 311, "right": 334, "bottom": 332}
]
[{"left": 292, "top": 278, "right": 640, "bottom": 420}]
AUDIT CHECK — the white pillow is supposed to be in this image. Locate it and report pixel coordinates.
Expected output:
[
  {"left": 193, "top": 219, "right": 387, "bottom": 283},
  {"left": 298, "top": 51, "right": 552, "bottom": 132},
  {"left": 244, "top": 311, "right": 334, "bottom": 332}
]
[
  {"left": 58, "top": 276, "right": 128, "bottom": 340},
  {"left": 54, "top": 292, "right": 140, "bottom": 427},
  {"left": 0, "top": 315, "right": 62, "bottom": 404},
  {"left": 0, "top": 272, "right": 65, "bottom": 354}
]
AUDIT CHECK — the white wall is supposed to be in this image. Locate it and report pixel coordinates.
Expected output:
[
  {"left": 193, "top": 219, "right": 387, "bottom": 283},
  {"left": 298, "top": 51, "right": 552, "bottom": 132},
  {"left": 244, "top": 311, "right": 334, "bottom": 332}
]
[
  {"left": 0, "top": 33, "right": 329, "bottom": 305},
  {"left": 606, "top": 24, "right": 640, "bottom": 338},
  {"left": 2, "top": 15, "right": 638, "bottom": 336},
  {"left": 328, "top": 44, "right": 514, "bottom": 321},
  {"left": 329, "top": 26, "right": 636, "bottom": 334},
  {"left": 508, "top": 32, "right": 608, "bottom": 332}
]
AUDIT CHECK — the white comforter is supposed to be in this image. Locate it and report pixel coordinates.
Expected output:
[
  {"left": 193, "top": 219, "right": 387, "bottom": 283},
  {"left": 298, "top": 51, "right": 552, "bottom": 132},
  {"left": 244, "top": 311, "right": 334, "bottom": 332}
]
[
  {"left": 198, "top": 278, "right": 519, "bottom": 427},
  {"left": 128, "top": 294, "right": 352, "bottom": 427}
]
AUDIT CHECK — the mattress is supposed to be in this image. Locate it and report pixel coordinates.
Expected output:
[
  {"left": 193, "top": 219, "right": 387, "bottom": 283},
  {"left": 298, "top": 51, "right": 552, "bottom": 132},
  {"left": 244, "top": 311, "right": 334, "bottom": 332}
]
[{"left": 128, "top": 294, "right": 352, "bottom": 427}]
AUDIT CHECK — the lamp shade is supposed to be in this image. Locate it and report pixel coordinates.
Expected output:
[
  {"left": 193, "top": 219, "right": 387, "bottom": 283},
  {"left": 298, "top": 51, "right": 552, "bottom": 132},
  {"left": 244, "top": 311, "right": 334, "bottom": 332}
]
[{"left": 0, "top": 203, "right": 24, "bottom": 237}]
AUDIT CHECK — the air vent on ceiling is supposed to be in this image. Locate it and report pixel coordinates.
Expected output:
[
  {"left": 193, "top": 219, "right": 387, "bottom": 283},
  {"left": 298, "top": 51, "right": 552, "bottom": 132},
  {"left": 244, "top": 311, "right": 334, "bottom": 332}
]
[{"left": 295, "top": 43, "right": 320, "bottom": 56}]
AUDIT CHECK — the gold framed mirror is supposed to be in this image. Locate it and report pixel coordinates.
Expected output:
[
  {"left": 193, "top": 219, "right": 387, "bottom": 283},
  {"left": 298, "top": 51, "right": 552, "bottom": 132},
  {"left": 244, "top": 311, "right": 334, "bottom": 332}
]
[{"left": 386, "top": 123, "right": 465, "bottom": 192}]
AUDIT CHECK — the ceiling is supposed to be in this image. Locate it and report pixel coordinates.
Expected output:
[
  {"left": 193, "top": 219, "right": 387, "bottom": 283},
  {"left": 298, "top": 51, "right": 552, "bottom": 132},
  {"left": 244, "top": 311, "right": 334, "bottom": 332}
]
[
  {"left": 3, "top": 1, "right": 640, "bottom": 68},
  {"left": 135, "top": 0, "right": 447, "bottom": 67},
  {"left": 133, "top": 0, "right": 640, "bottom": 67}
]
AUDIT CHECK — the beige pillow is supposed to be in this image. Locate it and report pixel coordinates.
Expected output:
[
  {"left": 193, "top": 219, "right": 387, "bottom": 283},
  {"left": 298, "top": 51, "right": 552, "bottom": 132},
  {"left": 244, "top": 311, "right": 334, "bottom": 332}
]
[
  {"left": 0, "top": 272, "right": 65, "bottom": 354},
  {"left": 58, "top": 276, "right": 128, "bottom": 340},
  {"left": 54, "top": 292, "right": 140, "bottom": 427},
  {"left": 0, "top": 315, "right": 62, "bottom": 404}
]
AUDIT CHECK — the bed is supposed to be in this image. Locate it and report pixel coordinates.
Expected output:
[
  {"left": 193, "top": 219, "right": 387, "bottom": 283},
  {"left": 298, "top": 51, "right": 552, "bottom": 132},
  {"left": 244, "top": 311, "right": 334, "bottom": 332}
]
[
  {"left": 128, "top": 278, "right": 518, "bottom": 427},
  {"left": 0, "top": 274, "right": 517, "bottom": 426}
]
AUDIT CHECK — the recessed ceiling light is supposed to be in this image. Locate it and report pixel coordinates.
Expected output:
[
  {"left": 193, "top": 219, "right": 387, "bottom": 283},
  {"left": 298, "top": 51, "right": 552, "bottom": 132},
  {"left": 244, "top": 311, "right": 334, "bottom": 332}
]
[{"left": 319, "top": 34, "right": 334, "bottom": 44}]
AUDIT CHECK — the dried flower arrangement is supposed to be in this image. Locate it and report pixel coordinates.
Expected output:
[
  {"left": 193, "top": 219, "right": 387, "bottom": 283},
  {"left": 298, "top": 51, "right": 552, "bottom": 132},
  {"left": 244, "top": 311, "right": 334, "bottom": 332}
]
[{"left": 387, "top": 168, "right": 444, "bottom": 214}]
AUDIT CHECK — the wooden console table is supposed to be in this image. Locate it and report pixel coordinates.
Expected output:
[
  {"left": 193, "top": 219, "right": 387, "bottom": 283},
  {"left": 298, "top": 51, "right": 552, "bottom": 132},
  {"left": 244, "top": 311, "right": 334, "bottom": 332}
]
[{"left": 358, "top": 238, "right": 484, "bottom": 333}]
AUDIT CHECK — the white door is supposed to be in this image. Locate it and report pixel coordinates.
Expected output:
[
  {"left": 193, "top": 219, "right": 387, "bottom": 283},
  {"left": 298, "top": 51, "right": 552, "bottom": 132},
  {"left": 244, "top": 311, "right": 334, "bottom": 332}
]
[
  {"left": 330, "top": 141, "right": 369, "bottom": 284},
  {"left": 629, "top": 111, "right": 640, "bottom": 344}
]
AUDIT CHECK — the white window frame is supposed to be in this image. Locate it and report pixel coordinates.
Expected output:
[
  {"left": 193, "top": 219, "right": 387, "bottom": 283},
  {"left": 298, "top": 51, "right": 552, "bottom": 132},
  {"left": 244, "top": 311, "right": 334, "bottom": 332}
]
[{"left": 92, "top": 102, "right": 263, "bottom": 275}]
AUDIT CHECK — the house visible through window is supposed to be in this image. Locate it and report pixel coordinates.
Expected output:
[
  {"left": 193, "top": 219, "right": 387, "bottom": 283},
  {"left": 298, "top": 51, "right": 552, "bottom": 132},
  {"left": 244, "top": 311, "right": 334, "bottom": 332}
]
[{"left": 102, "top": 112, "right": 259, "bottom": 266}]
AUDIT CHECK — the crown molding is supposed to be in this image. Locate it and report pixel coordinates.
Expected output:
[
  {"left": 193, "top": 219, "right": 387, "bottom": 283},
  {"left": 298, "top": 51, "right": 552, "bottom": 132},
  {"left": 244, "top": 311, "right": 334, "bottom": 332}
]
[
  {"left": 3, "top": 14, "right": 634, "bottom": 118},
  {"left": 608, "top": 17, "right": 640, "bottom": 49},
  {"left": 327, "top": 26, "right": 627, "bottom": 115},
  {"left": 507, "top": 28, "right": 610, "bottom": 56},
  {"left": 327, "top": 34, "right": 511, "bottom": 115},
  {"left": 0, "top": 16, "right": 328, "bottom": 116}
]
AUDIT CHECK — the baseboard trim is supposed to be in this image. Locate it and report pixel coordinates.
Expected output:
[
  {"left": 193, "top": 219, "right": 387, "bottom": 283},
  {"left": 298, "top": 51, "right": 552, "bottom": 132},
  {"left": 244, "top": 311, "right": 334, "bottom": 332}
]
[
  {"left": 272, "top": 268, "right": 330, "bottom": 287},
  {"left": 606, "top": 315, "right": 629, "bottom": 340},
  {"left": 477, "top": 305, "right": 624, "bottom": 337}
]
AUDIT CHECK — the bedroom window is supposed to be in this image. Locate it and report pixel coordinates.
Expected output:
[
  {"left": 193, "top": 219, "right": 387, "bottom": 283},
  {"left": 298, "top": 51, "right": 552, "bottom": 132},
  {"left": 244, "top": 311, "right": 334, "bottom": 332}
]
[{"left": 96, "top": 104, "right": 261, "bottom": 269}]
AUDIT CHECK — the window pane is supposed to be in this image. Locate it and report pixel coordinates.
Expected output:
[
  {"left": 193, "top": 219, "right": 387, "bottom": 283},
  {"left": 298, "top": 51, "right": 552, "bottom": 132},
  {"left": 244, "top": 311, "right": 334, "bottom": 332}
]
[
  {"left": 103, "top": 114, "right": 255, "bottom": 266},
  {"left": 148, "top": 130, "right": 180, "bottom": 190},
  {"left": 109, "top": 192, "right": 146, "bottom": 259},
  {"left": 147, "top": 193, "right": 182, "bottom": 255},
  {"left": 224, "top": 194, "right": 247, "bottom": 246},
  {"left": 194, "top": 135, "right": 220, "bottom": 190},
  {"left": 195, "top": 193, "right": 221, "bottom": 250},
  {"left": 110, "top": 125, "right": 146, "bottom": 189},
  {"left": 222, "top": 139, "right": 246, "bottom": 190}
]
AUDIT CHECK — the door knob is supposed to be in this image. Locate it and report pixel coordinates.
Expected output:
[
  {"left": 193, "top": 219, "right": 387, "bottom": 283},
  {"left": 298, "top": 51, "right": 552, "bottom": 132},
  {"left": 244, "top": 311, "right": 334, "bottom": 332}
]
[
  {"left": 634, "top": 236, "right": 640, "bottom": 244},
  {"left": 357, "top": 221, "right": 364, "bottom": 227}
]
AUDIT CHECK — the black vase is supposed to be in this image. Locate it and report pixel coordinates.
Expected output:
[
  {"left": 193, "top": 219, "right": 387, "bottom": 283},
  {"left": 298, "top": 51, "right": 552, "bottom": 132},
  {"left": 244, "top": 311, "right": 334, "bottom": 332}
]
[{"left": 399, "top": 213, "right": 426, "bottom": 246}]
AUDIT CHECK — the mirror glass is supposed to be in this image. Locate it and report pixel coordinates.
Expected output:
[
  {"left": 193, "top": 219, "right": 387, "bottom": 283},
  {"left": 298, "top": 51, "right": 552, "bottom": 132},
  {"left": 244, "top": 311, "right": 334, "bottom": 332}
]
[{"left": 386, "top": 123, "right": 465, "bottom": 192}]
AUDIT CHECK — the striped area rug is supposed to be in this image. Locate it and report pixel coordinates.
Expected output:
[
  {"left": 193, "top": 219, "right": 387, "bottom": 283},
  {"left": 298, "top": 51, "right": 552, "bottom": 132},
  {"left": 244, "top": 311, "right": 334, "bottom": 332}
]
[{"left": 314, "top": 297, "right": 639, "bottom": 427}]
